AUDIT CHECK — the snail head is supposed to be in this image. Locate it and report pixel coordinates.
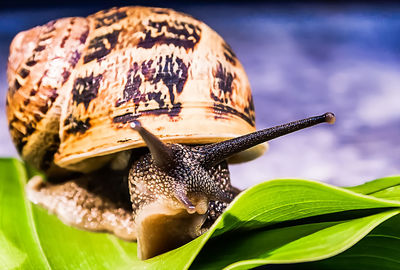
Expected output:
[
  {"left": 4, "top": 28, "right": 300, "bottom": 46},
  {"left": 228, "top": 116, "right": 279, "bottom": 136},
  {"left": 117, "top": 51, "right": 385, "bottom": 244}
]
[{"left": 128, "top": 112, "right": 335, "bottom": 259}]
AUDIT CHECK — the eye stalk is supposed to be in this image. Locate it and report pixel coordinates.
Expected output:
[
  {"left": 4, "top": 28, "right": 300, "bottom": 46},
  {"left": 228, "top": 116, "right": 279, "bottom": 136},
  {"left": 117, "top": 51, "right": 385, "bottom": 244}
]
[
  {"left": 131, "top": 112, "right": 336, "bottom": 170},
  {"left": 130, "top": 112, "right": 335, "bottom": 211},
  {"left": 198, "top": 112, "right": 336, "bottom": 168},
  {"left": 130, "top": 121, "right": 175, "bottom": 171}
]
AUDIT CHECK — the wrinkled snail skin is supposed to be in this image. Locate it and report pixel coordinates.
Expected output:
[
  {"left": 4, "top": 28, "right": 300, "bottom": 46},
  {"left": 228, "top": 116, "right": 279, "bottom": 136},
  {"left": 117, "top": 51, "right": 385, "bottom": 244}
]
[{"left": 6, "top": 6, "right": 335, "bottom": 260}]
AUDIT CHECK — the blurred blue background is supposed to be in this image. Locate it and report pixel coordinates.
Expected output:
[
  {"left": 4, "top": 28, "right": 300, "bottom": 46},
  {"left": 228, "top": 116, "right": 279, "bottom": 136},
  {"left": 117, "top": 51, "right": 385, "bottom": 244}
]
[{"left": 1, "top": 3, "right": 399, "bottom": 188}]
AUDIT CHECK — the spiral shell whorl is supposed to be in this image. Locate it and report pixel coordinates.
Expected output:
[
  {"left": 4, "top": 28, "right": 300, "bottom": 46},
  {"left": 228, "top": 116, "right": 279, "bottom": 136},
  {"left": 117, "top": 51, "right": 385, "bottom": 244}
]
[
  {"left": 7, "top": 7, "right": 258, "bottom": 174},
  {"left": 6, "top": 17, "right": 90, "bottom": 174}
]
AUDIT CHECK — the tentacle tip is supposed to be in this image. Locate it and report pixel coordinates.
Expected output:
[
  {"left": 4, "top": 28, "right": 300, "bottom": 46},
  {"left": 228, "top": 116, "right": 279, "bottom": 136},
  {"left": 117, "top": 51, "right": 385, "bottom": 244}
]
[
  {"left": 175, "top": 191, "right": 197, "bottom": 214},
  {"left": 186, "top": 205, "right": 196, "bottom": 214},
  {"left": 324, "top": 112, "right": 336, "bottom": 124},
  {"left": 130, "top": 120, "right": 142, "bottom": 131}
]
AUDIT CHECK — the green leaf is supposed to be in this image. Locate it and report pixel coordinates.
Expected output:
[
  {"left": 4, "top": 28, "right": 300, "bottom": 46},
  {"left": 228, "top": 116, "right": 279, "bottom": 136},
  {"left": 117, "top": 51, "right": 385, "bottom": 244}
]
[
  {"left": 0, "top": 158, "right": 138, "bottom": 270},
  {"left": 347, "top": 176, "right": 400, "bottom": 201},
  {"left": 191, "top": 210, "right": 399, "bottom": 270},
  {"left": 0, "top": 230, "right": 27, "bottom": 269},
  {"left": 267, "top": 212, "right": 400, "bottom": 270},
  {"left": 1, "top": 158, "right": 400, "bottom": 270},
  {"left": 0, "top": 158, "right": 50, "bottom": 269},
  {"left": 315, "top": 213, "right": 400, "bottom": 270}
]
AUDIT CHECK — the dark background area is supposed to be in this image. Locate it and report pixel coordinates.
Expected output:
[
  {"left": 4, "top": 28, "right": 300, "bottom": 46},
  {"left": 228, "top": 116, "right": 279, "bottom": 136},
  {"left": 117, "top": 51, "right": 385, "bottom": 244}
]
[{"left": 1, "top": 2, "right": 399, "bottom": 188}]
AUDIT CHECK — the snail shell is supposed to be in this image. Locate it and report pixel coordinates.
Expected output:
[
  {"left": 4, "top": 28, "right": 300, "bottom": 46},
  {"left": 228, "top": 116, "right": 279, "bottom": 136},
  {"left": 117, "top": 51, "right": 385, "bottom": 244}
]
[{"left": 6, "top": 6, "right": 265, "bottom": 176}]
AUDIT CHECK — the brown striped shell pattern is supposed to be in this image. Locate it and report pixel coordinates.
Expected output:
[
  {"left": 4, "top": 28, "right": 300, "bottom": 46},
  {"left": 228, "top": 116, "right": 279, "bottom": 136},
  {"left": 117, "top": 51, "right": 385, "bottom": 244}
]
[
  {"left": 6, "top": 6, "right": 335, "bottom": 260},
  {"left": 7, "top": 6, "right": 261, "bottom": 175}
]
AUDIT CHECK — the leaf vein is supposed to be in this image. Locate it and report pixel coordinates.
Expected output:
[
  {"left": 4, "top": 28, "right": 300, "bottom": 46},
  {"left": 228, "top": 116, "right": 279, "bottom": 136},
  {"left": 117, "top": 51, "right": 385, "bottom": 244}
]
[{"left": 16, "top": 161, "right": 52, "bottom": 270}]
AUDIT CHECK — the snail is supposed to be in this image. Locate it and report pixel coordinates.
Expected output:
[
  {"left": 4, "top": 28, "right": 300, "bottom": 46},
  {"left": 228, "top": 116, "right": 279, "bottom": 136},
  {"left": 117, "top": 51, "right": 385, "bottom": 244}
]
[{"left": 6, "top": 6, "right": 335, "bottom": 259}]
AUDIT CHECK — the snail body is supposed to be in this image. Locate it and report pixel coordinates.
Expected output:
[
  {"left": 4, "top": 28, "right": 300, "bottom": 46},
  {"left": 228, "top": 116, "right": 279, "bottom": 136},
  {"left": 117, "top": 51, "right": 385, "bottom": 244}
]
[{"left": 6, "top": 6, "right": 335, "bottom": 259}]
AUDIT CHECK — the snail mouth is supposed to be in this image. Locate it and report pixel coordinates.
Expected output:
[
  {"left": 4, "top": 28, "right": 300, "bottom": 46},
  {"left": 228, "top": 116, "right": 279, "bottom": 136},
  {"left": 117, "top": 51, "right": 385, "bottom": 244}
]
[{"left": 135, "top": 198, "right": 208, "bottom": 260}]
